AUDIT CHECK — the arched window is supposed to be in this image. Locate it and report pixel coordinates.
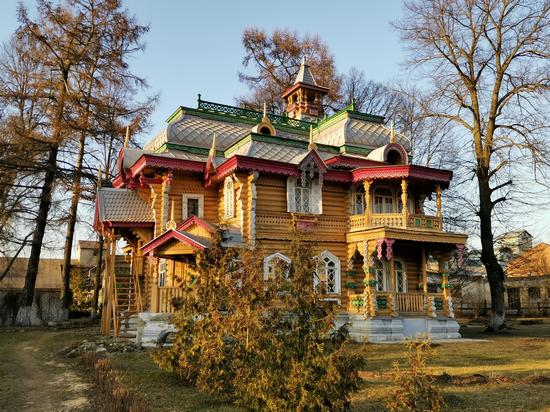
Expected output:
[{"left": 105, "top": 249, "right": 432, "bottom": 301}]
[
  {"left": 315, "top": 251, "right": 340, "bottom": 294},
  {"left": 373, "top": 187, "right": 393, "bottom": 213},
  {"left": 263, "top": 253, "right": 291, "bottom": 280},
  {"left": 395, "top": 259, "right": 407, "bottom": 293},
  {"left": 224, "top": 177, "right": 235, "bottom": 219},
  {"left": 373, "top": 258, "right": 388, "bottom": 292},
  {"left": 353, "top": 184, "right": 365, "bottom": 215}
]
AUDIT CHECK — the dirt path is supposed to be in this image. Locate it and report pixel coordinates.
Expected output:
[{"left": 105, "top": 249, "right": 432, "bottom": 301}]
[{"left": 0, "top": 328, "right": 95, "bottom": 412}]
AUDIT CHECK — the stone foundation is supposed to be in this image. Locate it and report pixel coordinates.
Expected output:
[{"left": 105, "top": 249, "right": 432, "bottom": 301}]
[
  {"left": 135, "top": 312, "right": 176, "bottom": 348},
  {"left": 345, "top": 313, "right": 461, "bottom": 342}
]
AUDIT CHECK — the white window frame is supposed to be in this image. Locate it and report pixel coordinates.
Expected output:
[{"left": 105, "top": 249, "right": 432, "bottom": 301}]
[
  {"left": 394, "top": 259, "right": 407, "bottom": 293},
  {"left": 224, "top": 177, "right": 235, "bottom": 219},
  {"left": 158, "top": 258, "right": 167, "bottom": 287},
  {"left": 287, "top": 177, "right": 322, "bottom": 214},
  {"left": 182, "top": 194, "right": 204, "bottom": 219},
  {"left": 373, "top": 258, "right": 389, "bottom": 292},
  {"left": 263, "top": 252, "right": 291, "bottom": 281},
  {"left": 373, "top": 186, "right": 394, "bottom": 214},
  {"left": 353, "top": 184, "right": 365, "bottom": 215},
  {"left": 314, "top": 251, "right": 341, "bottom": 294}
]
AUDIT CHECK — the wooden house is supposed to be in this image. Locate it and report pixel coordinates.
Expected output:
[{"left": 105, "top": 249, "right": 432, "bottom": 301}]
[{"left": 94, "top": 60, "right": 467, "bottom": 343}]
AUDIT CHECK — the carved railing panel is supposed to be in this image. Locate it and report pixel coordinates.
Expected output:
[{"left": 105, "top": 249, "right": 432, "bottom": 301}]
[
  {"left": 396, "top": 293, "right": 425, "bottom": 313},
  {"left": 157, "top": 287, "right": 185, "bottom": 313},
  {"left": 349, "top": 213, "right": 442, "bottom": 232}
]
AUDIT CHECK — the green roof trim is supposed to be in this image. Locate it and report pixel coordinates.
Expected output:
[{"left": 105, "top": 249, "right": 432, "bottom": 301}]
[{"left": 339, "top": 144, "right": 372, "bottom": 155}]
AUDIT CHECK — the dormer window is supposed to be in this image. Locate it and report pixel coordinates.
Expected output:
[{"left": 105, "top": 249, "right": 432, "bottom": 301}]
[
  {"left": 286, "top": 176, "right": 322, "bottom": 214},
  {"left": 224, "top": 177, "right": 235, "bottom": 219}
]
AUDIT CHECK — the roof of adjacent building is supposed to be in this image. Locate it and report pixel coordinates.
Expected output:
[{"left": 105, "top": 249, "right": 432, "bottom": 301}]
[
  {"left": 96, "top": 188, "right": 154, "bottom": 223},
  {"left": 507, "top": 243, "right": 550, "bottom": 277}
]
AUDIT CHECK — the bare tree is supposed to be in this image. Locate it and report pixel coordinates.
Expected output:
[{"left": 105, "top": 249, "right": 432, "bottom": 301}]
[{"left": 395, "top": 0, "right": 550, "bottom": 331}]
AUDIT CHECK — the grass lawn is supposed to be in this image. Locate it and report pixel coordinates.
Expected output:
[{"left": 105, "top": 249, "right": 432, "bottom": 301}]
[
  {"left": 108, "top": 319, "right": 550, "bottom": 412},
  {"left": 1, "top": 319, "right": 550, "bottom": 411}
]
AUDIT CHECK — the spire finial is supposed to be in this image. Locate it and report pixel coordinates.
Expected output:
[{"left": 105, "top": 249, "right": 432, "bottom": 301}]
[
  {"left": 308, "top": 125, "right": 317, "bottom": 151},
  {"left": 263, "top": 101, "right": 267, "bottom": 120},
  {"left": 209, "top": 133, "right": 217, "bottom": 157},
  {"left": 390, "top": 121, "right": 396, "bottom": 144},
  {"left": 301, "top": 55, "right": 306, "bottom": 66},
  {"left": 124, "top": 125, "right": 130, "bottom": 148}
]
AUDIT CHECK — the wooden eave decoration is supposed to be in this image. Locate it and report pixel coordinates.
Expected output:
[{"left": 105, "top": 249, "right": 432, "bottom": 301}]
[
  {"left": 351, "top": 165, "right": 453, "bottom": 187},
  {"left": 140, "top": 229, "right": 210, "bottom": 255},
  {"left": 298, "top": 149, "right": 327, "bottom": 186},
  {"left": 346, "top": 226, "right": 468, "bottom": 245},
  {"left": 177, "top": 215, "right": 215, "bottom": 234}
]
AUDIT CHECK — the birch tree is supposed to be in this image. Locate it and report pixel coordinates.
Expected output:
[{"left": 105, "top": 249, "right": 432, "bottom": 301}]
[{"left": 395, "top": 0, "right": 550, "bottom": 330}]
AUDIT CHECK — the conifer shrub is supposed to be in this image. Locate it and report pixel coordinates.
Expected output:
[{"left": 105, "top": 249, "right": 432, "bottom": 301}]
[
  {"left": 152, "top": 231, "right": 363, "bottom": 411},
  {"left": 387, "top": 336, "right": 444, "bottom": 412}
]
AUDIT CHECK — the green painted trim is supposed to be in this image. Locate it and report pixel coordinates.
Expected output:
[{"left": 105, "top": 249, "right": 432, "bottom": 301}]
[
  {"left": 347, "top": 110, "right": 385, "bottom": 124},
  {"left": 339, "top": 145, "right": 372, "bottom": 155}
]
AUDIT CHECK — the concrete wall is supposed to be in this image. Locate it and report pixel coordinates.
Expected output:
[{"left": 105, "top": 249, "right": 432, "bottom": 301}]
[{"left": 0, "top": 289, "right": 67, "bottom": 326}]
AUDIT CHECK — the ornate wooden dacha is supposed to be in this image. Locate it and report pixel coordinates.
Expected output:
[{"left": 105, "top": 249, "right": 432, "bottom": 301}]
[{"left": 94, "top": 59, "right": 467, "bottom": 342}]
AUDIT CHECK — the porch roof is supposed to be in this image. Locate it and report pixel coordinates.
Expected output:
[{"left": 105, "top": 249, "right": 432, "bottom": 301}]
[{"left": 140, "top": 228, "right": 211, "bottom": 255}]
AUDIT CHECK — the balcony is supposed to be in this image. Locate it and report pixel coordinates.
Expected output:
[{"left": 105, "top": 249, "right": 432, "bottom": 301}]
[{"left": 349, "top": 213, "right": 441, "bottom": 232}]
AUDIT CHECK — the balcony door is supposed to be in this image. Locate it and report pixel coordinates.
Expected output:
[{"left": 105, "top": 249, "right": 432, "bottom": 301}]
[{"left": 373, "top": 187, "right": 393, "bottom": 213}]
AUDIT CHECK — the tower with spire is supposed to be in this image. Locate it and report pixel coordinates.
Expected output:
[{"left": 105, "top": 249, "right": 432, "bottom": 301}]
[{"left": 281, "top": 57, "right": 329, "bottom": 121}]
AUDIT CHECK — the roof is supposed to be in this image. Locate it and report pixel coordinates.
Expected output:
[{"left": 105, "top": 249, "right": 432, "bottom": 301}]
[
  {"left": 141, "top": 229, "right": 211, "bottom": 255},
  {"left": 507, "top": 243, "right": 550, "bottom": 277},
  {"left": 97, "top": 188, "right": 154, "bottom": 223},
  {"left": 294, "top": 58, "right": 317, "bottom": 86}
]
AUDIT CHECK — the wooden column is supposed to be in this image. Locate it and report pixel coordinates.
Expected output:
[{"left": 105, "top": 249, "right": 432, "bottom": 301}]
[
  {"left": 150, "top": 257, "right": 160, "bottom": 313},
  {"left": 401, "top": 178, "right": 409, "bottom": 228},
  {"left": 362, "top": 240, "right": 376, "bottom": 317},
  {"left": 422, "top": 247, "right": 428, "bottom": 294},
  {"left": 435, "top": 184, "right": 442, "bottom": 227},
  {"left": 363, "top": 179, "right": 372, "bottom": 223},
  {"left": 389, "top": 254, "right": 398, "bottom": 316}
]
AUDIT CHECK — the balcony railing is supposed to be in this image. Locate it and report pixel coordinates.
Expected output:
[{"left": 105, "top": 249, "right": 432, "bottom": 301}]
[
  {"left": 348, "top": 291, "right": 447, "bottom": 316},
  {"left": 349, "top": 213, "right": 442, "bottom": 232},
  {"left": 153, "top": 286, "right": 186, "bottom": 313}
]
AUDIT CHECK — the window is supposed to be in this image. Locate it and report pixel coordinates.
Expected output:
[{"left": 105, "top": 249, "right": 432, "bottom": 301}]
[
  {"left": 158, "top": 258, "right": 167, "bottom": 287},
  {"left": 373, "top": 259, "right": 388, "bottom": 292},
  {"left": 373, "top": 187, "right": 393, "bottom": 213},
  {"left": 263, "top": 253, "right": 291, "bottom": 280},
  {"left": 287, "top": 176, "right": 322, "bottom": 214},
  {"left": 182, "top": 194, "right": 204, "bottom": 219},
  {"left": 528, "top": 287, "right": 541, "bottom": 300},
  {"left": 295, "top": 177, "right": 312, "bottom": 213},
  {"left": 395, "top": 260, "right": 407, "bottom": 293},
  {"left": 507, "top": 287, "right": 521, "bottom": 309},
  {"left": 354, "top": 185, "right": 365, "bottom": 215},
  {"left": 224, "top": 177, "right": 235, "bottom": 219},
  {"left": 315, "top": 251, "right": 340, "bottom": 294}
]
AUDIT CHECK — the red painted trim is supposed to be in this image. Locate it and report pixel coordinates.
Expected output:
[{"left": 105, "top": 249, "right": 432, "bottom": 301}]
[
  {"left": 112, "top": 175, "right": 125, "bottom": 188},
  {"left": 325, "top": 169, "right": 352, "bottom": 183},
  {"left": 352, "top": 165, "right": 453, "bottom": 186},
  {"left": 325, "top": 155, "right": 384, "bottom": 168},
  {"left": 140, "top": 229, "right": 206, "bottom": 255},
  {"left": 177, "top": 215, "right": 215, "bottom": 233},
  {"left": 215, "top": 155, "right": 301, "bottom": 181},
  {"left": 384, "top": 143, "right": 409, "bottom": 165},
  {"left": 127, "top": 154, "right": 205, "bottom": 179},
  {"left": 298, "top": 150, "right": 327, "bottom": 173},
  {"left": 103, "top": 221, "right": 154, "bottom": 228},
  {"left": 139, "top": 175, "right": 163, "bottom": 185}
]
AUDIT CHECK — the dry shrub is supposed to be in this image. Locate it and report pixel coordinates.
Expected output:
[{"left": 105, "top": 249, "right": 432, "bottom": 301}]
[
  {"left": 435, "top": 372, "right": 512, "bottom": 386},
  {"left": 81, "top": 353, "right": 146, "bottom": 412},
  {"left": 387, "top": 336, "right": 444, "bottom": 412}
]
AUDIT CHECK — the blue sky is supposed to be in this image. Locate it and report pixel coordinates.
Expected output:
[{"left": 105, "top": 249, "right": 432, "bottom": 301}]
[
  {"left": 0, "top": 0, "right": 406, "bottom": 135},
  {"left": 1, "top": 1, "right": 548, "bottom": 246}
]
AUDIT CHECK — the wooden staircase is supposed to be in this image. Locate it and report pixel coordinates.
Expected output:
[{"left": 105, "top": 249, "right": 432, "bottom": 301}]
[{"left": 113, "top": 272, "right": 142, "bottom": 338}]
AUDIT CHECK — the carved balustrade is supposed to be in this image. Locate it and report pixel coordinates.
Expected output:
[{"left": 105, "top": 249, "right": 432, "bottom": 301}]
[{"left": 349, "top": 213, "right": 442, "bottom": 232}]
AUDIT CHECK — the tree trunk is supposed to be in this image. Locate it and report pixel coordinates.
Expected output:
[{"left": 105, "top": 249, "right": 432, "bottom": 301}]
[
  {"left": 61, "top": 132, "right": 86, "bottom": 309},
  {"left": 477, "top": 174, "right": 506, "bottom": 331},
  {"left": 90, "top": 234, "right": 104, "bottom": 320},
  {"left": 17, "top": 144, "right": 59, "bottom": 323}
]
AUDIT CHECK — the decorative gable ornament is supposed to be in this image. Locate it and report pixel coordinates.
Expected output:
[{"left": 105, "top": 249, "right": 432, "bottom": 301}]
[{"left": 298, "top": 148, "right": 327, "bottom": 188}]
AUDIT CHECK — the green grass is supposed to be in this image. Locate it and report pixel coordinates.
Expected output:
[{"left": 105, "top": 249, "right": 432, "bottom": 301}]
[{"left": 2, "top": 319, "right": 550, "bottom": 411}]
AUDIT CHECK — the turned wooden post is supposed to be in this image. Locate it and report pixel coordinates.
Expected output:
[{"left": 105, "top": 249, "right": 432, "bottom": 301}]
[
  {"left": 362, "top": 240, "right": 377, "bottom": 317},
  {"left": 362, "top": 179, "right": 372, "bottom": 224},
  {"left": 389, "top": 254, "right": 398, "bottom": 316},
  {"left": 435, "top": 184, "right": 442, "bottom": 227},
  {"left": 401, "top": 178, "right": 408, "bottom": 228}
]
